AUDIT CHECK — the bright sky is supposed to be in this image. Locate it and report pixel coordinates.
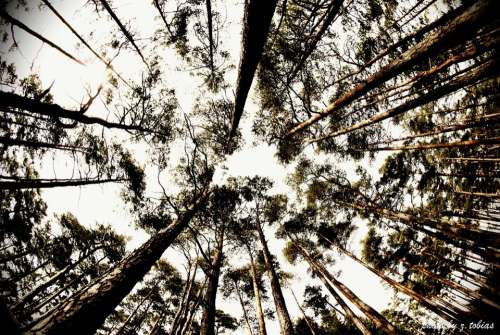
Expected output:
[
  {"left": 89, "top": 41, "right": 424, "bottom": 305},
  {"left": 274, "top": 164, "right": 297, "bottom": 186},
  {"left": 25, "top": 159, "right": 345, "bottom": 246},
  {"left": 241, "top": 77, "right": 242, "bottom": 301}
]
[{"left": 1, "top": 1, "right": 398, "bottom": 333}]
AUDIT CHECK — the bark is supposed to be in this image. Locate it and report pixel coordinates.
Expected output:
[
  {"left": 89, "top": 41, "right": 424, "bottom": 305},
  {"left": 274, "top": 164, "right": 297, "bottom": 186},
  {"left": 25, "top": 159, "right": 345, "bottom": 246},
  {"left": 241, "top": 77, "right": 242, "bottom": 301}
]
[
  {"left": 287, "top": 0, "right": 497, "bottom": 136},
  {"left": 25, "top": 190, "right": 210, "bottom": 335},
  {"left": 230, "top": 0, "right": 279, "bottom": 138},
  {"left": 200, "top": 228, "right": 225, "bottom": 335},
  {"left": 98, "top": 0, "right": 148, "bottom": 67},
  {"left": 0, "top": 91, "right": 154, "bottom": 133},
  {"left": 256, "top": 224, "right": 294, "bottom": 335},
  {"left": 290, "top": 289, "right": 316, "bottom": 335},
  {"left": 234, "top": 279, "right": 254, "bottom": 335},
  {"left": 0, "top": 177, "right": 125, "bottom": 190},
  {"left": 296, "top": 244, "right": 398, "bottom": 335},
  {"left": 0, "top": 9, "right": 84, "bottom": 65},
  {"left": 455, "top": 190, "right": 500, "bottom": 199},
  {"left": 40, "top": 0, "right": 131, "bottom": 87},
  {"left": 309, "top": 57, "right": 499, "bottom": 143},
  {"left": 247, "top": 245, "right": 267, "bottom": 335}
]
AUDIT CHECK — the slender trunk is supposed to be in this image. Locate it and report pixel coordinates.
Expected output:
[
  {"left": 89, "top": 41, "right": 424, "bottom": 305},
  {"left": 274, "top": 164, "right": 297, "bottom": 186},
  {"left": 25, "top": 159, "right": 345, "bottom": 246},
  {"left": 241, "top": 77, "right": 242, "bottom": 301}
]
[
  {"left": 296, "top": 244, "right": 398, "bottom": 335},
  {"left": 0, "top": 91, "right": 153, "bottom": 133},
  {"left": 179, "top": 280, "right": 206, "bottom": 335},
  {"left": 200, "top": 229, "right": 225, "bottom": 335},
  {"left": 171, "top": 263, "right": 198, "bottom": 335},
  {"left": 13, "top": 250, "right": 97, "bottom": 312},
  {"left": 0, "top": 248, "right": 33, "bottom": 265},
  {"left": 329, "top": 242, "right": 462, "bottom": 324},
  {"left": 455, "top": 190, "right": 500, "bottom": 198},
  {"left": 0, "top": 9, "right": 84, "bottom": 65},
  {"left": 40, "top": 0, "right": 130, "bottom": 87},
  {"left": 286, "top": 0, "right": 343, "bottom": 85},
  {"left": 115, "top": 289, "right": 154, "bottom": 335},
  {"left": 247, "top": 245, "right": 267, "bottom": 335},
  {"left": 26, "top": 190, "right": 210, "bottom": 335},
  {"left": 0, "top": 177, "right": 126, "bottom": 190},
  {"left": 0, "top": 136, "right": 88, "bottom": 153},
  {"left": 205, "top": 0, "right": 215, "bottom": 76},
  {"left": 149, "top": 309, "right": 166, "bottom": 335},
  {"left": 305, "top": 256, "right": 371, "bottom": 335},
  {"left": 309, "top": 57, "right": 499, "bottom": 144},
  {"left": 13, "top": 260, "right": 50, "bottom": 284},
  {"left": 363, "top": 137, "right": 500, "bottom": 153},
  {"left": 290, "top": 289, "right": 316, "bottom": 335},
  {"left": 98, "top": 0, "right": 148, "bottom": 67},
  {"left": 288, "top": 0, "right": 497, "bottom": 136},
  {"left": 234, "top": 279, "right": 254, "bottom": 335},
  {"left": 256, "top": 224, "right": 294, "bottom": 335},
  {"left": 230, "top": 0, "right": 279, "bottom": 137}
]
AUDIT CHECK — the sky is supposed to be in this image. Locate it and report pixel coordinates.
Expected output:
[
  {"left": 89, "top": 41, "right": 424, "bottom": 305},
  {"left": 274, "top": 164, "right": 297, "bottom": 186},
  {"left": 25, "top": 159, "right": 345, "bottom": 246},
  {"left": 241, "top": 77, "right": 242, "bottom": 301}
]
[{"left": 0, "top": 0, "right": 401, "bottom": 333}]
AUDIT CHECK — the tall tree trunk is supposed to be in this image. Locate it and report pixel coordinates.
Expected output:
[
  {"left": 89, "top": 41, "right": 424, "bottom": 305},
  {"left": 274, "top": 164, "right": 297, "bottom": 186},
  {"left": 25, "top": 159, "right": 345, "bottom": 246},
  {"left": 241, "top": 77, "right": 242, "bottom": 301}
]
[
  {"left": 363, "top": 137, "right": 500, "bottom": 153},
  {"left": 40, "top": 0, "right": 130, "bottom": 87},
  {"left": 234, "top": 279, "right": 254, "bottom": 335},
  {"left": 305, "top": 256, "right": 372, "bottom": 335},
  {"left": 0, "top": 91, "right": 153, "bottom": 133},
  {"left": 328, "top": 240, "right": 462, "bottom": 324},
  {"left": 179, "top": 280, "right": 206, "bottom": 335},
  {"left": 115, "top": 289, "right": 153, "bottom": 335},
  {"left": 256, "top": 224, "right": 294, "bottom": 335},
  {"left": 230, "top": 0, "right": 279, "bottom": 137},
  {"left": 0, "top": 9, "right": 84, "bottom": 65},
  {"left": 0, "top": 177, "right": 126, "bottom": 190},
  {"left": 25, "top": 190, "right": 210, "bottom": 335},
  {"left": 0, "top": 136, "right": 88, "bottom": 153},
  {"left": 286, "top": 0, "right": 344, "bottom": 85},
  {"left": 296, "top": 243, "right": 398, "bottom": 335},
  {"left": 98, "top": 0, "right": 148, "bottom": 67},
  {"left": 205, "top": 0, "right": 215, "bottom": 76},
  {"left": 200, "top": 229, "right": 225, "bottom": 335},
  {"left": 287, "top": 0, "right": 497, "bottom": 136},
  {"left": 247, "top": 245, "right": 267, "bottom": 335},
  {"left": 12, "top": 249, "right": 99, "bottom": 312},
  {"left": 309, "top": 57, "right": 499, "bottom": 144},
  {"left": 290, "top": 289, "right": 317, "bottom": 335},
  {"left": 170, "top": 263, "right": 197, "bottom": 335},
  {"left": 149, "top": 309, "right": 166, "bottom": 335}
]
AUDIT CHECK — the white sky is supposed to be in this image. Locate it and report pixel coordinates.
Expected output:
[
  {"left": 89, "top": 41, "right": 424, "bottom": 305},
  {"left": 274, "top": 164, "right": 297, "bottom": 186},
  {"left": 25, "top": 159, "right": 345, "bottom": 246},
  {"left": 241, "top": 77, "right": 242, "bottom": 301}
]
[{"left": 0, "top": 1, "right": 402, "bottom": 333}]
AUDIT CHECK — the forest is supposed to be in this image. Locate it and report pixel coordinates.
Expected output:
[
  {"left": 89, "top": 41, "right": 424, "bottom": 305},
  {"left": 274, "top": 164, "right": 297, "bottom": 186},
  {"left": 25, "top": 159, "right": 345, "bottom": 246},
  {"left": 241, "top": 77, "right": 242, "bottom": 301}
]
[{"left": 0, "top": 0, "right": 499, "bottom": 334}]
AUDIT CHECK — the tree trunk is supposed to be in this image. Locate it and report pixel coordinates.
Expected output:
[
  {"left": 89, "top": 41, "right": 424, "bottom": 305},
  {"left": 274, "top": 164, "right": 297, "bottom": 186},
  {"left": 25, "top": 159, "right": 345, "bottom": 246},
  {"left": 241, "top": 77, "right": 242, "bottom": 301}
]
[
  {"left": 0, "top": 9, "right": 84, "bottom": 65},
  {"left": 296, "top": 243, "right": 398, "bottom": 335},
  {"left": 234, "top": 279, "right": 254, "bottom": 335},
  {"left": 170, "top": 263, "right": 197, "bottom": 335},
  {"left": 256, "top": 224, "right": 294, "bottom": 335},
  {"left": 98, "top": 0, "right": 148, "bottom": 67},
  {"left": 0, "top": 91, "right": 152, "bottom": 132},
  {"left": 0, "top": 136, "right": 88, "bottom": 153},
  {"left": 230, "top": 0, "right": 279, "bottom": 137},
  {"left": 304, "top": 255, "right": 372, "bottom": 335},
  {"left": 0, "top": 296, "right": 21, "bottom": 335},
  {"left": 247, "top": 245, "right": 267, "bottom": 335},
  {"left": 364, "top": 138, "right": 500, "bottom": 153},
  {"left": 205, "top": 0, "right": 215, "bottom": 76},
  {"left": 309, "top": 57, "right": 499, "bottom": 144},
  {"left": 115, "top": 289, "right": 152, "bottom": 335},
  {"left": 0, "top": 178, "right": 125, "bottom": 190},
  {"left": 25, "top": 190, "right": 210, "bottom": 335},
  {"left": 287, "top": 0, "right": 497, "bottom": 136},
  {"left": 290, "top": 289, "right": 317, "bottom": 335},
  {"left": 178, "top": 280, "right": 206, "bottom": 335},
  {"left": 200, "top": 229, "right": 225, "bottom": 335},
  {"left": 40, "top": 0, "right": 130, "bottom": 87},
  {"left": 13, "top": 249, "right": 98, "bottom": 312}
]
